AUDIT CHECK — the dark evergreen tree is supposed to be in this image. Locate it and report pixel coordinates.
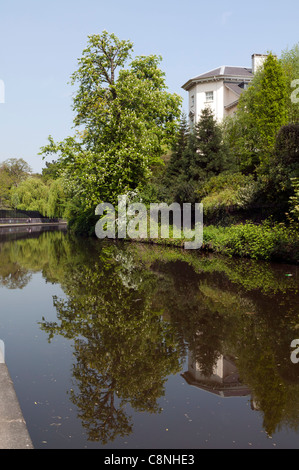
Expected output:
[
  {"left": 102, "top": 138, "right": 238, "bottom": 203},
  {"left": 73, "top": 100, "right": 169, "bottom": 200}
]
[
  {"left": 166, "top": 112, "right": 189, "bottom": 179},
  {"left": 253, "top": 53, "right": 288, "bottom": 159},
  {"left": 223, "top": 53, "right": 288, "bottom": 173},
  {"left": 190, "top": 106, "right": 229, "bottom": 181},
  {"left": 163, "top": 107, "right": 231, "bottom": 204},
  {"left": 267, "top": 123, "right": 299, "bottom": 205},
  {"left": 275, "top": 123, "right": 299, "bottom": 170}
]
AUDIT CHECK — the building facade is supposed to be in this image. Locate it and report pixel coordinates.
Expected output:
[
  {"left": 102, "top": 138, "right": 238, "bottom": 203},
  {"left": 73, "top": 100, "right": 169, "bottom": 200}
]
[{"left": 182, "top": 54, "right": 268, "bottom": 124}]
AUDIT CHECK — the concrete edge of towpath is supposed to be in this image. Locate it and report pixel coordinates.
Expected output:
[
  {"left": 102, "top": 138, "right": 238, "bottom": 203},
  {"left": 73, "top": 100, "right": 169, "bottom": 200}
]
[{"left": 0, "top": 347, "right": 33, "bottom": 449}]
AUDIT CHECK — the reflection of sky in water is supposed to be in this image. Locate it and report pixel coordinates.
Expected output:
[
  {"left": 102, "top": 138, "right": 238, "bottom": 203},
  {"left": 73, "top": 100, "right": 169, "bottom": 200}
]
[{"left": 0, "top": 232, "right": 299, "bottom": 449}]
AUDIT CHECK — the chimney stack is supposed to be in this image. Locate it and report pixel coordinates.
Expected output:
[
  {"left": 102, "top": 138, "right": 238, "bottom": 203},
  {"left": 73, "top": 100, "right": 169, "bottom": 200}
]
[{"left": 252, "top": 54, "right": 268, "bottom": 74}]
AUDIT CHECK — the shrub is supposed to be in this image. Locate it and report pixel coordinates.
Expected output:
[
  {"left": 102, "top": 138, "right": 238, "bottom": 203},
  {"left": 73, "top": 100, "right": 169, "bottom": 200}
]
[
  {"left": 196, "top": 172, "right": 257, "bottom": 222},
  {"left": 199, "top": 172, "right": 253, "bottom": 198},
  {"left": 203, "top": 221, "right": 299, "bottom": 263},
  {"left": 289, "top": 178, "right": 299, "bottom": 222}
]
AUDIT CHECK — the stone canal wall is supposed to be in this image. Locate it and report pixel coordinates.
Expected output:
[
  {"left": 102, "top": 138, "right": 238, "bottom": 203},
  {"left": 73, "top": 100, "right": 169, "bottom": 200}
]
[
  {"left": 0, "top": 344, "right": 33, "bottom": 449},
  {"left": 0, "top": 217, "right": 65, "bottom": 225}
]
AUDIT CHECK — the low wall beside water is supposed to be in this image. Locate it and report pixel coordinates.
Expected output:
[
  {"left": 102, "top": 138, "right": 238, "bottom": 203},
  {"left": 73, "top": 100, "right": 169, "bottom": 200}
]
[
  {"left": 0, "top": 217, "right": 65, "bottom": 225},
  {"left": 0, "top": 223, "right": 67, "bottom": 242}
]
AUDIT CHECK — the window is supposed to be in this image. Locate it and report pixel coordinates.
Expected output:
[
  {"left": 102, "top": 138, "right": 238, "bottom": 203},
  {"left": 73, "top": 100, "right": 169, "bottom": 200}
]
[
  {"left": 189, "top": 111, "right": 195, "bottom": 127},
  {"left": 205, "top": 91, "right": 214, "bottom": 102},
  {"left": 239, "top": 82, "right": 249, "bottom": 90},
  {"left": 190, "top": 94, "right": 195, "bottom": 108}
]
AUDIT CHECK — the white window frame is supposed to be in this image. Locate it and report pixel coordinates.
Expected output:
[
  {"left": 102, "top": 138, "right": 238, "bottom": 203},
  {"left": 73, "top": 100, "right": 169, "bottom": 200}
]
[
  {"left": 190, "top": 94, "right": 195, "bottom": 109},
  {"left": 205, "top": 91, "right": 214, "bottom": 102}
]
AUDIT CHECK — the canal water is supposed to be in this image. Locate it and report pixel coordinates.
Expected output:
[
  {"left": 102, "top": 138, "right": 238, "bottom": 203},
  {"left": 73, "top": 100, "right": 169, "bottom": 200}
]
[{"left": 0, "top": 227, "right": 299, "bottom": 449}]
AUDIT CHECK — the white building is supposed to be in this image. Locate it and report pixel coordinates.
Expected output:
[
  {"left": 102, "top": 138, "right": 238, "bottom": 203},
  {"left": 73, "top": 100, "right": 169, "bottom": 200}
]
[
  {"left": 182, "top": 54, "right": 268, "bottom": 124},
  {"left": 181, "top": 352, "right": 251, "bottom": 398}
]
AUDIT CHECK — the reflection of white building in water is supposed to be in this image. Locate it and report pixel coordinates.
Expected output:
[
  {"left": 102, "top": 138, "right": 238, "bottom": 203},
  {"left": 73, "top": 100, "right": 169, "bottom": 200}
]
[{"left": 182, "top": 353, "right": 250, "bottom": 398}]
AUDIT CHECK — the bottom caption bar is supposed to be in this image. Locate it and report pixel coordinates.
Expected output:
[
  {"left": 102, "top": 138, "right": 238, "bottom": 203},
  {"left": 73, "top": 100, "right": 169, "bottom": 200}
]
[{"left": 102, "top": 451, "right": 197, "bottom": 466}]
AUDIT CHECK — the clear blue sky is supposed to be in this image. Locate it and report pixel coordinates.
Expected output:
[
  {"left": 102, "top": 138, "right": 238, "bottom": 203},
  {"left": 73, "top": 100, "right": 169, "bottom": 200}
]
[{"left": 0, "top": 0, "right": 298, "bottom": 173}]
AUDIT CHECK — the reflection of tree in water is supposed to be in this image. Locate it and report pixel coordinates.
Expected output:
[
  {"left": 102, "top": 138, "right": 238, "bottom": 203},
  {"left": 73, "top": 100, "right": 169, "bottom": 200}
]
[
  {"left": 2, "top": 230, "right": 299, "bottom": 442},
  {"left": 139, "top": 247, "right": 299, "bottom": 438},
  {"left": 0, "top": 229, "right": 68, "bottom": 289},
  {"left": 40, "top": 244, "right": 183, "bottom": 444},
  {"left": 40, "top": 240, "right": 299, "bottom": 442},
  {"left": 148, "top": 259, "right": 226, "bottom": 377},
  {"left": 0, "top": 263, "right": 32, "bottom": 289},
  {"left": 0, "top": 240, "right": 30, "bottom": 288},
  {"left": 230, "top": 294, "right": 299, "bottom": 437},
  {"left": 70, "top": 341, "right": 133, "bottom": 444}
]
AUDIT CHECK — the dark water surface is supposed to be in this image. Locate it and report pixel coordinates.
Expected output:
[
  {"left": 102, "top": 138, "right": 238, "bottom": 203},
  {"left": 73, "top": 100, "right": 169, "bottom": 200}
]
[{"left": 0, "top": 227, "right": 299, "bottom": 449}]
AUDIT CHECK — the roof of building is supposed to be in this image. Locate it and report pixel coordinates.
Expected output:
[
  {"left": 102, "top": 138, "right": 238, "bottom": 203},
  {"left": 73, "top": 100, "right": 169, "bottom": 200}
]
[
  {"left": 224, "top": 98, "right": 240, "bottom": 110},
  {"left": 224, "top": 82, "right": 244, "bottom": 96},
  {"left": 181, "top": 372, "right": 251, "bottom": 398},
  {"left": 182, "top": 66, "right": 253, "bottom": 90}
]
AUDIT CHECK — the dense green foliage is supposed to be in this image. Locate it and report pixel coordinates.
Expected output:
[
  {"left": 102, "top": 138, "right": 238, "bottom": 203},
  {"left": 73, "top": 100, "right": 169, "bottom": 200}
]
[
  {"left": 40, "top": 31, "right": 182, "bottom": 220},
  {"left": 135, "top": 47, "right": 299, "bottom": 261},
  {"left": 280, "top": 44, "right": 299, "bottom": 123},
  {"left": 0, "top": 157, "right": 68, "bottom": 218},
  {"left": 2, "top": 40, "right": 298, "bottom": 262},
  {"left": 289, "top": 178, "right": 299, "bottom": 222},
  {"left": 142, "top": 107, "right": 232, "bottom": 205},
  {"left": 202, "top": 222, "right": 299, "bottom": 263},
  {"left": 141, "top": 51, "right": 297, "bottom": 217},
  {"left": 0, "top": 158, "right": 32, "bottom": 208},
  {"left": 222, "top": 53, "right": 289, "bottom": 172},
  {"left": 249, "top": 53, "right": 288, "bottom": 162}
]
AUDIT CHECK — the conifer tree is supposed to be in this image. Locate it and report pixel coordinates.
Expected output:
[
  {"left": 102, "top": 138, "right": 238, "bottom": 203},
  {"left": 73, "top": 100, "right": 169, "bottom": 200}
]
[
  {"left": 279, "top": 44, "right": 299, "bottom": 123},
  {"left": 166, "top": 112, "right": 189, "bottom": 179},
  {"left": 190, "top": 106, "right": 228, "bottom": 181},
  {"left": 225, "top": 53, "right": 289, "bottom": 172},
  {"left": 253, "top": 53, "right": 288, "bottom": 158}
]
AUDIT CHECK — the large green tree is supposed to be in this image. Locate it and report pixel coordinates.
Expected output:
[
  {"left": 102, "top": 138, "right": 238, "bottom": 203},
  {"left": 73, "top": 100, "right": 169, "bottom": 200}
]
[
  {"left": 253, "top": 53, "right": 288, "bottom": 158},
  {"left": 0, "top": 158, "right": 32, "bottom": 208},
  {"left": 0, "top": 158, "right": 32, "bottom": 185},
  {"left": 40, "top": 31, "right": 182, "bottom": 214},
  {"left": 10, "top": 176, "right": 50, "bottom": 214},
  {"left": 223, "top": 53, "right": 288, "bottom": 172},
  {"left": 280, "top": 43, "right": 299, "bottom": 123}
]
